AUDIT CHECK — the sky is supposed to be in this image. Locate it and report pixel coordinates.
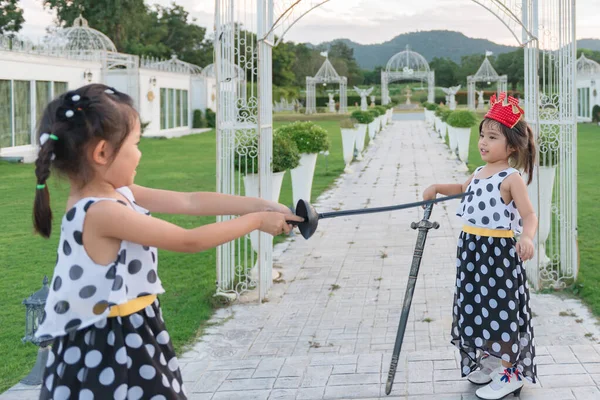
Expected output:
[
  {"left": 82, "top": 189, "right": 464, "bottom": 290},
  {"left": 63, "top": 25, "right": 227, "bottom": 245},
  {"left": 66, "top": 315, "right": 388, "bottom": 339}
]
[{"left": 18, "top": 0, "right": 600, "bottom": 47}]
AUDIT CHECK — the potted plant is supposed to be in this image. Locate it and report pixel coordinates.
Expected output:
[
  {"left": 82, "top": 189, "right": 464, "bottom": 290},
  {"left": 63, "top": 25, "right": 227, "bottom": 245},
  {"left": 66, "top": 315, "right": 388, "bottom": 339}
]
[
  {"left": 447, "top": 110, "right": 477, "bottom": 163},
  {"left": 423, "top": 102, "right": 437, "bottom": 127},
  {"left": 440, "top": 108, "right": 454, "bottom": 150},
  {"left": 350, "top": 110, "right": 374, "bottom": 160},
  {"left": 375, "top": 106, "right": 388, "bottom": 130},
  {"left": 433, "top": 106, "right": 444, "bottom": 137},
  {"left": 340, "top": 118, "right": 358, "bottom": 172},
  {"left": 527, "top": 133, "right": 559, "bottom": 270},
  {"left": 278, "top": 121, "right": 330, "bottom": 207},
  {"left": 234, "top": 132, "right": 300, "bottom": 280},
  {"left": 367, "top": 109, "right": 380, "bottom": 143}
]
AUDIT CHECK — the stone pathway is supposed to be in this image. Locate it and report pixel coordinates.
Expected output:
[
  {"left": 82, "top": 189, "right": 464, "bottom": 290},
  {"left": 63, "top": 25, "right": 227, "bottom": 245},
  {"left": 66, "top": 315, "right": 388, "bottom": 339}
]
[{"left": 4, "top": 118, "right": 600, "bottom": 400}]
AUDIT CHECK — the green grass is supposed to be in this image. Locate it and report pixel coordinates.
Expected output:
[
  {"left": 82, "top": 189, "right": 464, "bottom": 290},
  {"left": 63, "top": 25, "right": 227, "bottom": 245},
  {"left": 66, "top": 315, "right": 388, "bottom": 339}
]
[
  {"left": 571, "top": 124, "right": 600, "bottom": 313},
  {"left": 0, "top": 120, "right": 348, "bottom": 392}
]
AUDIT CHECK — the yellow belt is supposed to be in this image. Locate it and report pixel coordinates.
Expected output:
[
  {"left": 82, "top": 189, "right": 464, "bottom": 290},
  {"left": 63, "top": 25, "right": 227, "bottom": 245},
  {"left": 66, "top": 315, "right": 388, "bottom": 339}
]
[
  {"left": 108, "top": 295, "right": 157, "bottom": 317},
  {"left": 462, "top": 225, "right": 514, "bottom": 238}
]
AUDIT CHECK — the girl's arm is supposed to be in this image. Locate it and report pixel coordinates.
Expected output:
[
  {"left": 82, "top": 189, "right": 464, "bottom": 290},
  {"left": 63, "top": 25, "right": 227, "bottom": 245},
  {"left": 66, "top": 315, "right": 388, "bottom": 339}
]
[
  {"left": 423, "top": 174, "right": 474, "bottom": 200},
  {"left": 129, "top": 184, "right": 290, "bottom": 216},
  {"left": 86, "top": 201, "right": 301, "bottom": 253}
]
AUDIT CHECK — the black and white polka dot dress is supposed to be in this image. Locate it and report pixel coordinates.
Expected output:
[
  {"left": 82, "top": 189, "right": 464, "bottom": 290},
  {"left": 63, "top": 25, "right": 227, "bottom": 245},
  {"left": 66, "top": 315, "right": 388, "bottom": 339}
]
[
  {"left": 36, "top": 187, "right": 187, "bottom": 399},
  {"left": 452, "top": 167, "right": 537, "bottom": 383}
]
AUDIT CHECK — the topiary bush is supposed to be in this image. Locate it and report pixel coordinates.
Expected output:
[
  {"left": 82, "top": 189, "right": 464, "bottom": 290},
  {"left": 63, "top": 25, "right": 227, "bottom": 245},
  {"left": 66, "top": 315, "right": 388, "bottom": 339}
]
[
  {"left": 205, "top": 108, "right": 216, "bottom": 128},
  {"left": 440, "top": 108, "right": 453, "bottom": 122},
  {"left": 374, "top": 106, "right": 387, "bottom": 116},
  {"left": 368, "top": 109, "right": 381, "bottom": 119},
  {"left": 424, "top": 102, "right": 438, "bottom": 111},
  {"left": 350, "top": 110, "right": 375, "bottom": 124},
  {"left": 447, "top": 110, "right": 477, "bottom": 128},
  {"left": 340, "top": 118, "right": 358, "bottom": 129},
  {"left": 272, "top": 131, "right": 300, "bottom": 172},
  {"left": 192, "top": 109, "right": 206, "bottom": 128},
  {"left": 233, "top": 131, "right": 301, "bottom": 174},
  {"left": 592, "top": 105, "right": 600, "bottom": 123},
  {"left": 277, "top": 121, "right": 330, "bottom": 153}
]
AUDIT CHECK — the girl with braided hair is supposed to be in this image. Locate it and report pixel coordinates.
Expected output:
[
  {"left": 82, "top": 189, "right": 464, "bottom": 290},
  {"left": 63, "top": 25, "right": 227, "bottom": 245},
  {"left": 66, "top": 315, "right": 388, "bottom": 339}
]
[{"left": 33, "top": 83, "right": 302, "bottom": 399}]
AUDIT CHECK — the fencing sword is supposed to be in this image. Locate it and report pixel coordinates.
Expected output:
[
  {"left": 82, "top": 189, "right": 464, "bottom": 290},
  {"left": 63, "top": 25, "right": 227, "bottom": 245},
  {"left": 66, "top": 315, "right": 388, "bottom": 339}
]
[
  {"left": 385, "top": 203, "right": 438, "bottom": 395},
  {"left": 288, "top": 192, "right": 471, "bottom": 240}
]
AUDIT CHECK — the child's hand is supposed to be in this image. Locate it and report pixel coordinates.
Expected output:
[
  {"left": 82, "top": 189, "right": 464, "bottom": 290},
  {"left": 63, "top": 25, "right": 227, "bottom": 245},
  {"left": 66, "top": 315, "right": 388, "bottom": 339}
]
[
  {"left": 516, "top": 236, "right": 534, "bottom": 261},
  {"left": 256, "top": 212, "right": 304, "bottom": 236},
  {"left": 422, "top": 185, "right": 437, "bottom": 207}
]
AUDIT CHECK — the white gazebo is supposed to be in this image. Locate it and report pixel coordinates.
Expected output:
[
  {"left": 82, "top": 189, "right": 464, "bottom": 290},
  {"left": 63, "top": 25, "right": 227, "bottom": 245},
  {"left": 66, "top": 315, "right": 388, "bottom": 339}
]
[
  {"left": 576, "top": 54, "right": 600, "bottom": 122},
  {"left": 381, "top": 45, "right": 434, "bottom": 105},
  {"left": 467, "top": 54, "right": 508, "bottom": 110},
  {"left": 305, "top": 53, "right": 347, "bottom": 114}
]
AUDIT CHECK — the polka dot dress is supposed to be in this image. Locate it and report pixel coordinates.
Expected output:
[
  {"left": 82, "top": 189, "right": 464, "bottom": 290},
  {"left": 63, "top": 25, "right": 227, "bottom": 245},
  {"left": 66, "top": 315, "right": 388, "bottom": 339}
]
[
  {"left": 451, "top": 168, "right": 537, "bottom": 383},
  {"left": 39, "top": 299, "right": 187, "bottom": 400},
  {"left": 36, "top": 187, "right": 186, "bottom": 399}
]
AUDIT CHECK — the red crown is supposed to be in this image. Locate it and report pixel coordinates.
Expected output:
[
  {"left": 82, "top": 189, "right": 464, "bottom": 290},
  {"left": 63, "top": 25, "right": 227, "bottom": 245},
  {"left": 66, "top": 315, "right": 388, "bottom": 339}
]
[{"left": 484, "top": 93, "right": 524, "bottom": 128}]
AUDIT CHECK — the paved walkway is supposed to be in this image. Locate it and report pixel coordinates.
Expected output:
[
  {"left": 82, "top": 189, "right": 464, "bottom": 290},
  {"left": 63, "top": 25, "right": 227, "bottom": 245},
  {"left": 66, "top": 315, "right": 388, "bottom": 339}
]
[{"left": 4, "top": 119, "right": 600, "bottom": 399}]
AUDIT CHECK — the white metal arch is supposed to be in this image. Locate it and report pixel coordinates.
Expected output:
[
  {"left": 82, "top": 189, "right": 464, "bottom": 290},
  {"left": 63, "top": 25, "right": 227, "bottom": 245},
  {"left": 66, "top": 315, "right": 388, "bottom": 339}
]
[
  {"left": 214, "top": 0, "right": 577, "bottom": 301},
  {"left": 305, "top": 54, "right": 348, "bottom": 114},
  {"left": 467, "top": 55, "right": 509, "bottom": 110},
  {"left": 381, "top": 45, "right": 435, "bottom": 105}
]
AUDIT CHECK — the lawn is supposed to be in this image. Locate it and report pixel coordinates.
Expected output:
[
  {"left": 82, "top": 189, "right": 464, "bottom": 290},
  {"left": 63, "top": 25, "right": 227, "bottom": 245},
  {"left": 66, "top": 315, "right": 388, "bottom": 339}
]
[{"left": 0, "top": 119, "right": 347, "bottom": 392}]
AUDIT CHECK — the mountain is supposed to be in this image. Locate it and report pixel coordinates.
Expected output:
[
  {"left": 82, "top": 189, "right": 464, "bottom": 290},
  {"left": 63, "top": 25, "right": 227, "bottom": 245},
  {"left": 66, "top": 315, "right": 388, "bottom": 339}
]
[
  {"left": 309, "top": 30, "right": 600, "bottom": 70},
  {"left": 578, "top": 39, "right": 600, "bottom": 52}
]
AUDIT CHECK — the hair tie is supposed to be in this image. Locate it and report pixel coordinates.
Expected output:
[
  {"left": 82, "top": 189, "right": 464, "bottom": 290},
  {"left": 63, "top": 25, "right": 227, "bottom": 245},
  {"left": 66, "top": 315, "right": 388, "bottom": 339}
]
[
  {"left": 36, "top": 184, "right": 46, "bottom": 190},
  {"left": 40, "top": 133, "right": 58, "bottom": 146}
]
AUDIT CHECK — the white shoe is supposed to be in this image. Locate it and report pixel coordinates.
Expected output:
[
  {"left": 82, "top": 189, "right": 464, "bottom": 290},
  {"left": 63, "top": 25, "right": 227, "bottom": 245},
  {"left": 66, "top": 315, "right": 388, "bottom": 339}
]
[
  {"left": 467, "top": 354, "right": 502, "bottom": 385},
  {"left": 475, "top": 367, "right": 525, "bottom": 399},
  {"left": 468, "top": 364, "right": 505, "bottom": 385}
]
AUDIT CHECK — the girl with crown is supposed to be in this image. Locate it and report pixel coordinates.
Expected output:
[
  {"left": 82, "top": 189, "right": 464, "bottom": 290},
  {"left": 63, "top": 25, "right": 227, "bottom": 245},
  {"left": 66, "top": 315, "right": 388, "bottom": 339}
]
[{"left": 423, "top": 93, "right": 538, "bottom": 399}]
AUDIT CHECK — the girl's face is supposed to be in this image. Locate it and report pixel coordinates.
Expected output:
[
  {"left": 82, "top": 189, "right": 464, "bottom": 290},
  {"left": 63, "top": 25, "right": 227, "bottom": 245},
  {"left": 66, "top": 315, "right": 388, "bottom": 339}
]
[
  {"left": 479, "top": 122, "right": 513, "bottom": 163},
  {"left": 105, "top": 118, "right": 142, "bottom": 188}
]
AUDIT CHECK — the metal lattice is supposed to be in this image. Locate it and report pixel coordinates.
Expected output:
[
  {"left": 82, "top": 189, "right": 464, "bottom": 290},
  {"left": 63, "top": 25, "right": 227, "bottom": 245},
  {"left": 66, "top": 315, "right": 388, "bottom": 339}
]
[
  {"left": 467, "top": 55, "right": 508, "bottom": 110},
  {"left": 381, "top": 45, "right": 435, "bottom": 105},
  {"left": 305, "top": 53, "right": 348, "bottom": 114},
  {"left": 214, "top": 0, "right": 577, "bottom": 300}
]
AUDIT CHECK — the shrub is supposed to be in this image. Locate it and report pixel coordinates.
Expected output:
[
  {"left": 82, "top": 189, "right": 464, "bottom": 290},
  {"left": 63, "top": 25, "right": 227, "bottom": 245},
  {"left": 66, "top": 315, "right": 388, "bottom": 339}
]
[
  {"left": 375, "top": 106, "right": 387, "bottom": 115},
  {"left": 205, "top": 108, "right": 216, "bottom": 128},
  {"left": 440, "top": 108, "right": 453, "bottom": 122},
  {"left": 277, "top": 121, "right": 330, "bottom": 153},
  {"left": 233, "top": 131, "right": 301, "bottom": 174},
  {"left": 447, "top": 110, "right": 477, "bottom": 128},
  {"left": 434, "top": 106, "right": 446, "bottom": 118},
  {"left": 272, "top": 131, "right": 300, "bottom": 172},
  {"left": 368, "top": 109, "right": 381, "bottom": 119},
  {"left": 340, "top": 118, "right": 358, "bottom": 129},
  {"left": 424, "top": 102, "right": 438, "bottom": 111},
  {"left": 192, "top": 109, "right": 206, "bottom": 128},
  {"left": 592, "top": 105, "right": 600, "bottom": 123},
  {"left": 350, "top": 110, "right": 375, "bottom": 124}
]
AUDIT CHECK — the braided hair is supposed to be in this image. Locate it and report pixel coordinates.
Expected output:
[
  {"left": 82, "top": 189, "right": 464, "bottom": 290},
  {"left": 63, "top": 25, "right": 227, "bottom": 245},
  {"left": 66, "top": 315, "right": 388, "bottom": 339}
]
[{"left": 34, "top": 84, "right": 137, "bottom": 238}]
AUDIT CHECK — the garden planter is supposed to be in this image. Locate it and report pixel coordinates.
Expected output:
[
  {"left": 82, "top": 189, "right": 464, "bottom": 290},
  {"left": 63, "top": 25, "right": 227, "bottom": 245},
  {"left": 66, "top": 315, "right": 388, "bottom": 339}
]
[
  {"left": 447, "top": 125, "right": 458, "bottom": 153},
  {"left": 341, "top": 128, "right": 358, "bottom": 173},
  {"left": 244, "top": 171, "right": 286, "bottom": 281},
  {"left": 291, "top": 153, "right": 318, "bottom": 207},
  {"left": 527, "top": 165, "right": 556, "bottom": 270},
  {"left": 354, "top": 124, "right": 368, "bottom": 160},
  {"left": 367, "top": 120, "right": 378, "bottom": 142},
  {"left": 454, "top": 127, "right": 472, "bottom": 162}
]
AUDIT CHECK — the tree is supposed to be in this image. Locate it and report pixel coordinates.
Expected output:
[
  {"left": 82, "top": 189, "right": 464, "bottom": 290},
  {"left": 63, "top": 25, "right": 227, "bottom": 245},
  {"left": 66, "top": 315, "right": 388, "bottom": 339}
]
[
  {"left": 0, "top": 0, "right": 24, "bottom": 35},
  {"left": 273, "top": 41, "right": 297, "bottom": 87},
  {"left": 362, "top": 66, "right": 383, "bottom": 85},
  {"left": 429, "top": 57, "right": 459, "bottom": 87},
  {"left": 43, "top": 0, "right": 149, "bottom": 52},
  {"left": 495, "top": 49, "right": 524, "bottom": 90},
  {"left": 329, "top": 40, "right": 363, "bottom": 86},
  {"left": 456, "top": 54, "right": 487, "bottom": 85},
  {"left": 577, "top": 48, "right": 600, "bottom": 64}
]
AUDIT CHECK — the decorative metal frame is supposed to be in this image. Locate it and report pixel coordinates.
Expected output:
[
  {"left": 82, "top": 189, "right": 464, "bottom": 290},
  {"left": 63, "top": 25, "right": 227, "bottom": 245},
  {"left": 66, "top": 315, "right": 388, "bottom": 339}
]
[
  {"left": 305, "top": 54, "right": 348, "bottom": 114},
  {"left": 214, "top": 0, "right": 577, "bottom": 298},
  {"left": 381, "top": 45, "right": 435, "bottom": 105},
  {"left": 467, "top": 54, "right": 508, "bottom": 110},
  {"left": 575, "top": 54, "right": 600, "bottom": 122}
]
